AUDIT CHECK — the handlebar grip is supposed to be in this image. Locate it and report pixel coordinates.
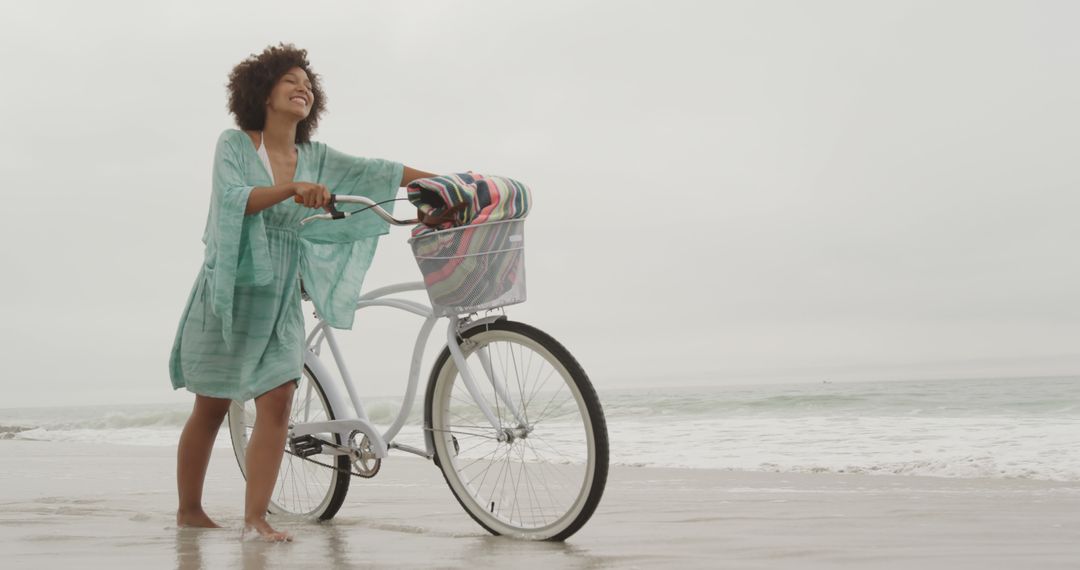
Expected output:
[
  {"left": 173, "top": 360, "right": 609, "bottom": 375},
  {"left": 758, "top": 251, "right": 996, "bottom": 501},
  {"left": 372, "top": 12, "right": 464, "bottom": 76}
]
[{"left": 293, "top": 193, "right": 338, "bottom": 206}]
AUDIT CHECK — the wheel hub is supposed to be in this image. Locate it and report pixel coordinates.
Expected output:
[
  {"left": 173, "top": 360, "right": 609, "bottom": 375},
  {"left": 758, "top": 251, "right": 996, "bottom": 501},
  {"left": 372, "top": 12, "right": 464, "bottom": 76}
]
[{"left": 501, "top": 424, "right": 532, "bottom": 443}]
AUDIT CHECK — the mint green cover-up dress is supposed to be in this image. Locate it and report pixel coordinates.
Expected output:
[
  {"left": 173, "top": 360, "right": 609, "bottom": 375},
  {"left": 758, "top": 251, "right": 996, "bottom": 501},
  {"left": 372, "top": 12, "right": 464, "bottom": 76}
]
[{"left": 168, "top": 129, "right": 404, "bottom": 401}]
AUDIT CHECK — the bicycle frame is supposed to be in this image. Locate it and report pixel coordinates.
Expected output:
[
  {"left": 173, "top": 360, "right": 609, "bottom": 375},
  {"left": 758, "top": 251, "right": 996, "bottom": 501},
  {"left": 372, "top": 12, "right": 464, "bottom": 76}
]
[{"left": 287, "top": 281, "right": 528, "bottom": 461}]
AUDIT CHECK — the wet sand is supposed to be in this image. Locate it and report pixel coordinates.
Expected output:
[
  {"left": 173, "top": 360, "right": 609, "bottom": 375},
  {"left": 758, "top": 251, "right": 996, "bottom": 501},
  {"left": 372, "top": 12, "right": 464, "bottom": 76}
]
[{"left": 1, "top": 440, "right": 1078, "bottom": 569}]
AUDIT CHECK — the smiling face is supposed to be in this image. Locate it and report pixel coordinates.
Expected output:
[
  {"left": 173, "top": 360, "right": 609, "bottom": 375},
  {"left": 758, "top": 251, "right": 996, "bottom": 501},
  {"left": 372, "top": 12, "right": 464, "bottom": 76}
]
[{"left": 266, "top": 66, "right": 314, "bottom": 120}]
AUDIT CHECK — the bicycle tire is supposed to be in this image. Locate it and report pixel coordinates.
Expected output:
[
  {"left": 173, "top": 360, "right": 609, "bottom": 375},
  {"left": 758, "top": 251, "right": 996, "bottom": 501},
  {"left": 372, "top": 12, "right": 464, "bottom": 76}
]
[
  {"left": 227, "top": 364, "right": 351, "bottom": 521},
  {"left": 423, "top": 320, "right": 609, "bottom": 541}
]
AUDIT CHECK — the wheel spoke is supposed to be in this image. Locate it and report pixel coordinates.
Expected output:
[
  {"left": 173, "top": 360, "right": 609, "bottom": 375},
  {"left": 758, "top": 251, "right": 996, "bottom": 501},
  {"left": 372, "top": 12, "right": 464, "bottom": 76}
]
[
  {"left": 525, "top": 439, "right": 569, "bottom": 514},
  {"left": 534, "top": 393, "right": 579, "bottom": 425},
  {"left": 463, "top": 444, "right": 507, "bottom": 482}
]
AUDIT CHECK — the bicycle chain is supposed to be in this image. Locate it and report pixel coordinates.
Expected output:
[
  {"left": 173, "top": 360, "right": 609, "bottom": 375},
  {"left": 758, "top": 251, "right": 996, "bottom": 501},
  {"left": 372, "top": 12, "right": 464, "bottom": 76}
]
[{"left": 284, "top": 439, "right": 375, "bottom": 478}]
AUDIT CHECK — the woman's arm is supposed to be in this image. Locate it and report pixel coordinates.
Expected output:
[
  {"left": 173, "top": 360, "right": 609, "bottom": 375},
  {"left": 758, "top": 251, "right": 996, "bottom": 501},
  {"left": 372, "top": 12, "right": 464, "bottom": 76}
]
[
  {"left": 245, "top": 163, "right": 434, "bottom": 216},
  {"left": 244, "top": 184, "right": 295, "bottom": 214},
  {"left": 245, "top": 182, "right": 330, "bottom": 214},
  {"left": 401, "top": 165, "right": 439, "bottom": 186}
]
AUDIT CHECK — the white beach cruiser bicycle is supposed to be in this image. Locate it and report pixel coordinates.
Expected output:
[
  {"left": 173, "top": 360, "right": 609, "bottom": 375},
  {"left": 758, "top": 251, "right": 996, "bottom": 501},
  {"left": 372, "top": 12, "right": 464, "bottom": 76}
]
[{"left": 226, "top": 195, "right": 609, "bottom": 541}]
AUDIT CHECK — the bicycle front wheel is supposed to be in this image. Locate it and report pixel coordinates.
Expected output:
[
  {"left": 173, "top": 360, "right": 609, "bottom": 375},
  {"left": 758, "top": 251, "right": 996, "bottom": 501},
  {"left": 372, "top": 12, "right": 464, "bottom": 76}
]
[
  {"left": 424, "top": 320, "right": 609, "bottom": 541},
  {"left": 227, "top": 365, "right": 351, "bottom": 520}
]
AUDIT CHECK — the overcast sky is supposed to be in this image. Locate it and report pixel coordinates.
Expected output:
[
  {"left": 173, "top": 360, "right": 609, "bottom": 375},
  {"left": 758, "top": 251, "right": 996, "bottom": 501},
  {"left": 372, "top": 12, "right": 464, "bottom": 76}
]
[{"left": 1, "top": 1, "right": 1077, "bottom": 408}]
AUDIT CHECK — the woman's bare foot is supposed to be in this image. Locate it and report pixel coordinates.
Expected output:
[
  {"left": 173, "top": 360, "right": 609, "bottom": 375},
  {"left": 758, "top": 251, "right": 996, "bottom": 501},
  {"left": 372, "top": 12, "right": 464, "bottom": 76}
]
[
  {"left": 242, "top": 517, "right": 293, "bottom": 542},
  {"left": 176, "top": 508, "right": 221, "bottom": 528}
]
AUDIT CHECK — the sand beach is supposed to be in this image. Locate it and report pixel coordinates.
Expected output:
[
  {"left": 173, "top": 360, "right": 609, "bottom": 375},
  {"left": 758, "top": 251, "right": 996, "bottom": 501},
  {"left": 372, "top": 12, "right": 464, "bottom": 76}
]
[{"left": 1, "top": 440, "right": 1078, "bottom": 569}]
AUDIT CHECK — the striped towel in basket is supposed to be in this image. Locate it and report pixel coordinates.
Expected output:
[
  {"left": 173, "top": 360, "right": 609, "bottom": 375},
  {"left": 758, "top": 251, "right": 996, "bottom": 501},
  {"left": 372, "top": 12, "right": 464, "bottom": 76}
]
[{"left": 406, "top": 172, "right": 530, "bottom": 236}]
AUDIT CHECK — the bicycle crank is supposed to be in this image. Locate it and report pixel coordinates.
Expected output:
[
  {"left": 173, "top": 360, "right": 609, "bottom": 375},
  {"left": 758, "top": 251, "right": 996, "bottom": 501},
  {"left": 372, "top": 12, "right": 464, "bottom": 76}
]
[{"left": 349, "top": 431, "right": 381, "bottom": 478}]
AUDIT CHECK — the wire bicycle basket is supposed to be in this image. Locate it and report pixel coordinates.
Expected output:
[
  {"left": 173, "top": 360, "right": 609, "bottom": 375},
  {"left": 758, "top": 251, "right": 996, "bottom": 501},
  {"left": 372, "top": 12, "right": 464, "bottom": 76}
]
[{"left": 408, "top": 219, "right": 527, "bottom": 316}]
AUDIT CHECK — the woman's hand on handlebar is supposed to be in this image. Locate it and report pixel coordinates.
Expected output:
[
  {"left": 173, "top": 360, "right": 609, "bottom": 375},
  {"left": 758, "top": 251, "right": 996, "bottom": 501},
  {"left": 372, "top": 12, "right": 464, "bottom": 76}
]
[
  {"left": 292, "top": 182, "right": 331, "bottom": 209},
  {"left": 418, "top": 203, "right": 466, "bottom": 227}
]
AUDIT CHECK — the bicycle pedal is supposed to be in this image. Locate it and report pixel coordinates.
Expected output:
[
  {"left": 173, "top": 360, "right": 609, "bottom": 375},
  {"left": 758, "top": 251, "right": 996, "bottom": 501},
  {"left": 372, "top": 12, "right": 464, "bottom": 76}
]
[{"left": 289, "top": 434, "right": 323, "bottom": 458}]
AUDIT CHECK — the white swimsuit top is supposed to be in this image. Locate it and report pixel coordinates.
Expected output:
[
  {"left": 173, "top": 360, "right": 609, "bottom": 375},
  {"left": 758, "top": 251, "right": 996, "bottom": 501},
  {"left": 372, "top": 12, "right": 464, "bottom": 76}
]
[{"left": 256, "top": 131, "right": 275, "bottom": 183}]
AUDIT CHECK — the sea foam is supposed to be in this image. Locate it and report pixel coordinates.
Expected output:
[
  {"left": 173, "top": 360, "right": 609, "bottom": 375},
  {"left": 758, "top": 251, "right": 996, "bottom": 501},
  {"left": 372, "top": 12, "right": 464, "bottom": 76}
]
[{"left": 2, "top": 376, "right": 1078, "bottom": 481}]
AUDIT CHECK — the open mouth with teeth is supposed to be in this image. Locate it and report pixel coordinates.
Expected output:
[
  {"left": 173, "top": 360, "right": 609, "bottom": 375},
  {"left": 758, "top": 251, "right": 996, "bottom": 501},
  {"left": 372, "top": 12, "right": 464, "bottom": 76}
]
[{"left": 290, "top": 96, "right": 308, "bottom": 106}]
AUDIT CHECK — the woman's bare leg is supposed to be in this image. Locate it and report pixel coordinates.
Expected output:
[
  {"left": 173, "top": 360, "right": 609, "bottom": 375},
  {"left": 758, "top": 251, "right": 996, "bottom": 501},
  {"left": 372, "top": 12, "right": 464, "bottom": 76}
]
[
  {"left": 177, "top": 394, "right": 232, "bottom": 527},
  {"left": 243, "top": 380, "right": 297, "bottom": 542}
]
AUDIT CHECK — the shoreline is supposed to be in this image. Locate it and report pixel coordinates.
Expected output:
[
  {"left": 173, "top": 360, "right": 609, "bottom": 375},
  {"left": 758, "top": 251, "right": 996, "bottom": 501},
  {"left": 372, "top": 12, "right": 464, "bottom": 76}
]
[
  {"left": 4, "top": 436, "right": 1079, "bottom": 485},
  {"left": 4, "top": 374, "right": 1078, "bottom": 411},
  {"left": 2, "top": 440, "right": 1079, "bottom": 568}
]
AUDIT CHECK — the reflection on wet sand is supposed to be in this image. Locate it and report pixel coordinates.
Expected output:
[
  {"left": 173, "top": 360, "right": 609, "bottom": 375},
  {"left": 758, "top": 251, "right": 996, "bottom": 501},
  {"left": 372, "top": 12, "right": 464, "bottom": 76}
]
[
  {"left": 459, "top": 535, "right": 616, "bottom": 569},
  {"left": 172, "top": 517, "right": 618, "bottom": 570},
  {"left": 174, "top": 518, "right": 381, "bottom": 570},
  {"left": 174, "top": 528, "right": 208, "bottom": 570}
]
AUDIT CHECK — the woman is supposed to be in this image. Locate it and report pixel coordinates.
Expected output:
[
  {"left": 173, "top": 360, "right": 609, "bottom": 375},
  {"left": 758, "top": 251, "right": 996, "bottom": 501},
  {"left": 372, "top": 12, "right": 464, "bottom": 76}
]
[{"left": 168, "top": 43, "right": 447, "bottom": 542}]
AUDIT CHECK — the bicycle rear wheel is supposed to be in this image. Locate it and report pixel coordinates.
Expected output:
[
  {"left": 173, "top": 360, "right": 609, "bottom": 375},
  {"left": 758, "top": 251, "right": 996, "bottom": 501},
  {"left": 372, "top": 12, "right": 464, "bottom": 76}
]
[
  {"left": 424, "top": 320, "right": 609, "bottom": 541},
  {"left": 227, "top": 365, "right": 351, "bottom": 520}
]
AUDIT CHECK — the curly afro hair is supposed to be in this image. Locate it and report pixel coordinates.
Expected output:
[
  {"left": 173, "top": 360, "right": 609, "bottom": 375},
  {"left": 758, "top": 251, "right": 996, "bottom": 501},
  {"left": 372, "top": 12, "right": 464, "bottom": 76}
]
[{"left": 226, "top": 43, "right": 326, "bottom": 144}]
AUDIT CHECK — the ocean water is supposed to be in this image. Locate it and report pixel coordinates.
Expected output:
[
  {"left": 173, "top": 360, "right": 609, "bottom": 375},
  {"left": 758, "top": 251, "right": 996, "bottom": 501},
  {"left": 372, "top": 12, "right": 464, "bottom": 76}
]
[{"left": 2, "top": 376, "right": 1078, "bottom": 481}]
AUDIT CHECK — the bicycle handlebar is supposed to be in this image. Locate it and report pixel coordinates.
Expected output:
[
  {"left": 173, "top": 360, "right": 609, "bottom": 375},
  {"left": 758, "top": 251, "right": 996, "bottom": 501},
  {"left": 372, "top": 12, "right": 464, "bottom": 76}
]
[{"left": 298, "top": 194, "right": 419, "bottom": 226}]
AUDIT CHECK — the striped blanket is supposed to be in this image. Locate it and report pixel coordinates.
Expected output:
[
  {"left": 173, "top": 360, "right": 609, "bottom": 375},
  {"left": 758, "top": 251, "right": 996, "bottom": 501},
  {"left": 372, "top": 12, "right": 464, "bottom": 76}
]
[
  {"left": 406, "top": 172, "right": 531, "bottom": 237},
  {"left": 406, "top": 173, "right": 531, "bottom": 314}
]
